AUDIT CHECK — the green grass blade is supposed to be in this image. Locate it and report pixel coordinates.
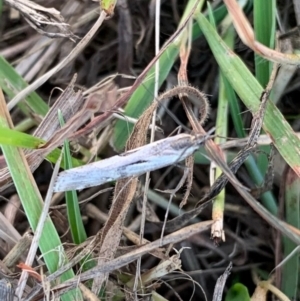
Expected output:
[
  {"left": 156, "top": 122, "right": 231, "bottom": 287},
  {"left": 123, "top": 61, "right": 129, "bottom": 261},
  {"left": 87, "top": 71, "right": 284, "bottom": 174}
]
[
  {"left": 58, "top": 111, "right": 95, "bottom": 273},
  {"left": 282, "top": 168, "right": 300, "bottom": 299},
  {"left": 58, "top": 111, "right": 87, "bottom": 245},
  {"left": 47, "top": 149, "right": 82, "bottom": 167},
  {"left": 196, "top": 13, "right": 300, "bottom": 178},
  {"left": 209, "top": 3, "right": 228, "bottom": 240},
  {"left": 0, "top": 127, "right": 82, "bottom": 168},
  {"left": 212, "top": 72, "right": 228, "bottom": 233},
  {"left": 0, "top": 56, "right": 48, "bottom": 116},
  {"left": 254, "top": 0, "right": 275, "bottom": 87},
  {"left": 0, "top": 128, "right": 44, "bottom": 148},
  {"left": 253, "top": 0, "right": 276, "bottom": 176}
]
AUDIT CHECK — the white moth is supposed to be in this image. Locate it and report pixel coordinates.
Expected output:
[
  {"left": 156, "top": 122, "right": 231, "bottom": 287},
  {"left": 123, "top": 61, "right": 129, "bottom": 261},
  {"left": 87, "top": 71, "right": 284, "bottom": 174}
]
[{"left": 53, "top": 130, "right": 213, "bottom": 192}]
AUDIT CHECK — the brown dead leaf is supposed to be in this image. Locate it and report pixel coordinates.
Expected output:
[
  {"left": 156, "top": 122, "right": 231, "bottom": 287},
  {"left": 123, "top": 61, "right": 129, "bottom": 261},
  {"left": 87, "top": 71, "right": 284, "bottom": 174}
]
[
  {"left": 85, "top": 82, "right": 118, "bottom": 114},
  {"left": 38, "top": 92, "right": 100, "bottom": 151}
]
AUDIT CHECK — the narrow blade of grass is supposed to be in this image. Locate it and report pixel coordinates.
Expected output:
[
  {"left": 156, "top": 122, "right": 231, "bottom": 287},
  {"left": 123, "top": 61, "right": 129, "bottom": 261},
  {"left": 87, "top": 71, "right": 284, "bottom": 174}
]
[
  {"left": 282, "top": 168, "right": 300, "bottom": 299},
  {"left": 0, "top": 127, "right": 82, "bottom": 168},
  {"left": 209, "top": 4, "right": 229, "bottom": 241},
  {"left": 254, "top": 0, "right": 275, "bottom": 87},
  {"left": 58, "top": 111, "right": 87, "bottom": 245},
  {"left": 0, "top": 56, "right": 48, "bottom": 116},
  {"left": 58, "top": 111, "right": 95, "bottom": 273},
  {"left": 0, "top": 128, "right": 44, "bottom": 149},
  {"left": 253, "top": 0, "right": 276, "bottom": 177}
]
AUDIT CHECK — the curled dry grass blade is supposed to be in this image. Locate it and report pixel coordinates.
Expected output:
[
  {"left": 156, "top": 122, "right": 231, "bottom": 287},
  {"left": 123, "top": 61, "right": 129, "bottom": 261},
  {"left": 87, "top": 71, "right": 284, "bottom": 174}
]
[
  {"left": 224, "top": 0, "right": 300, "bottom": 65},
  {"left": 113, "top": 2, "right": 228, "bottom": 150}
]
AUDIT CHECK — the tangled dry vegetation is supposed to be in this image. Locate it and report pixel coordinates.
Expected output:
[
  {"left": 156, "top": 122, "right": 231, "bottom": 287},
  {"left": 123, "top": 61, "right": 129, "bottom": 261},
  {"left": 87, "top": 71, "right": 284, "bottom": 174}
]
[{"left": 0, "top": 0, "right": 300, "bottom": 300}]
